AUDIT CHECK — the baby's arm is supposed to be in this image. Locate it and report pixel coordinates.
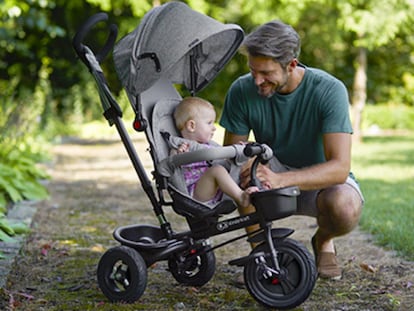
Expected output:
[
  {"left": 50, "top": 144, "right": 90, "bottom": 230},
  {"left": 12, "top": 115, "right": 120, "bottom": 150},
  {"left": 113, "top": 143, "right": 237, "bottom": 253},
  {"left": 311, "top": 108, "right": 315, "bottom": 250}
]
[{"left": 167, "top": 135, "right": 210, "bottom": 152}]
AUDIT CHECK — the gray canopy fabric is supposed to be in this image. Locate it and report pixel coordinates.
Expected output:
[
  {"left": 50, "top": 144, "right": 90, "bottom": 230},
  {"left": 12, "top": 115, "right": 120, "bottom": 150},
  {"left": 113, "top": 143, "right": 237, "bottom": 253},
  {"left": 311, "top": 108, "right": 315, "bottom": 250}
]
[{"left": 113, "top": 1, "right": 244, "bottom": 96}]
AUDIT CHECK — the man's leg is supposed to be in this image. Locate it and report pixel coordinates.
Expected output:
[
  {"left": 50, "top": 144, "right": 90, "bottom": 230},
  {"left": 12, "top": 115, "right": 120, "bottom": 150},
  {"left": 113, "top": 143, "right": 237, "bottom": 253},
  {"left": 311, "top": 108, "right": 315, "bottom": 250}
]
[
  {"left": 238, "top": 204, "right": 260, "bottom": 236},
  {"left": 313, "top": 182, "right": 363, "bottom": 279}
]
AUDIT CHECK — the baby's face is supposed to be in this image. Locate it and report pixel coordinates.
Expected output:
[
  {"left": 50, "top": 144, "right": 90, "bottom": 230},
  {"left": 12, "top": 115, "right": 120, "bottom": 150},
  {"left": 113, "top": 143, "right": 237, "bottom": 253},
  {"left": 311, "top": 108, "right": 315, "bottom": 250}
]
[{"left": 192, "top": 106, "right": 216, "bottom": 143}]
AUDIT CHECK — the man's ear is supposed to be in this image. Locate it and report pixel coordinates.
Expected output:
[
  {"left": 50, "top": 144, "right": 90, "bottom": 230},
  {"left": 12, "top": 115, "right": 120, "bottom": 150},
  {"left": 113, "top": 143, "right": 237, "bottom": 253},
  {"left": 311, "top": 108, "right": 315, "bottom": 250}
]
[{"left": 288, "top": 58, "right": 298, "bottom": 71}]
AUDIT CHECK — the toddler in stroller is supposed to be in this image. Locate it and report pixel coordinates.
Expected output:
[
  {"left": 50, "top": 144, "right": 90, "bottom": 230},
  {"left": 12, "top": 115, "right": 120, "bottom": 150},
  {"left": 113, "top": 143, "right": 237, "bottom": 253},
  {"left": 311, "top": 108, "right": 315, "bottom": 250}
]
[
  {"left": 72, "top": 2, "right": 317, "bottom": 309},
  {"left": 170, "top": 96, "right": 258, "bottom": 208}
]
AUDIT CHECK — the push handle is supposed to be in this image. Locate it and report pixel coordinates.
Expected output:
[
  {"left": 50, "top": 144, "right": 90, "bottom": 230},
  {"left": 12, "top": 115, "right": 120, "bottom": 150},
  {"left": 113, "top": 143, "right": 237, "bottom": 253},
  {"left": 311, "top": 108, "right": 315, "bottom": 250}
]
[{"left": 72, "top": 12, "right": 118, "bottom": 64}]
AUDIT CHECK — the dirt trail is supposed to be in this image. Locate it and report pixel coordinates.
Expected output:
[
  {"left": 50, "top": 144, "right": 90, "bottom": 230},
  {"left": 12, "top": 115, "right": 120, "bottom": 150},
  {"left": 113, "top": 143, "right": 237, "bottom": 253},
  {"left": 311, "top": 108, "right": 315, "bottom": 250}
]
[{"left": 1, "top": 134, "right": 413, "bottom": 310}]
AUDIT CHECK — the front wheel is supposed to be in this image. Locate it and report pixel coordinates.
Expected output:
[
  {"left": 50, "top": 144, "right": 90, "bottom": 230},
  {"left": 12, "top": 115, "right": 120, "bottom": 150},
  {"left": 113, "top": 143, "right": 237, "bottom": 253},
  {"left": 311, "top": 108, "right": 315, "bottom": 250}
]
[
  {"left": 244, "top": 238, "right": 317, "bottom": 310},
  {"left": 97, "top": 245, "right": 147, "bottom": 303},
  {"left": 168, "top": 245, "right": 216, "bottom": 286}
]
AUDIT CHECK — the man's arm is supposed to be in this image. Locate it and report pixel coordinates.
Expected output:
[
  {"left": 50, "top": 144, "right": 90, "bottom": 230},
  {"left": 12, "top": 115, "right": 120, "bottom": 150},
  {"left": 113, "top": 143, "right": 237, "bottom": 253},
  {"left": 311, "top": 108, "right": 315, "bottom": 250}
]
[
  {"left": 223, "top": 130, "right": 249, "bottom": 146},
  {"left": 256, "top": 132, "right": 351, "bottom": 191}
]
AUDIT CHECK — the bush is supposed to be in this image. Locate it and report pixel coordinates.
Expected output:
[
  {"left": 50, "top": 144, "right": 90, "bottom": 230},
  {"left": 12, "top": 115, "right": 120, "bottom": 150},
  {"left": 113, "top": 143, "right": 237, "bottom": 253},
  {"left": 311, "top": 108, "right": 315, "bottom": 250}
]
[
  {"left": 0, "top": 80, "right": 50, "bottom": 242},
  {"left": 362, "top": 104, "right": 414, "bottom": 130}
]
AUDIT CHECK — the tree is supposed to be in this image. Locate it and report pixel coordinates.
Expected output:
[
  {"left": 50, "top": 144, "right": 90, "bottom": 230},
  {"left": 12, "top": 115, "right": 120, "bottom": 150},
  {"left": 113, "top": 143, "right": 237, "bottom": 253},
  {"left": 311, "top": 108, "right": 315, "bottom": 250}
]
[
  {"left": 1, "top": 0, "right": 414, "bottom": 139},
  {"left": 334, "top": 0, "right": 414, "bottom": 142}
]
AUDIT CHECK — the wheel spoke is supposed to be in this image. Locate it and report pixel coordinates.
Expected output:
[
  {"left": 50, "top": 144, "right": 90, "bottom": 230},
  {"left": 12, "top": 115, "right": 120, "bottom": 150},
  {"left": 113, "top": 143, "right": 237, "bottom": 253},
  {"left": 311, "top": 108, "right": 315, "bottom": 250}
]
[
  {"left": 279, "top": 252, "right": 295, "bottom": 269},
  {"left": 279, "top": 276, "right": 296, "bottom": 295},
  {"left": 121, "top": 263, "right": 128, "bottom": 272}
]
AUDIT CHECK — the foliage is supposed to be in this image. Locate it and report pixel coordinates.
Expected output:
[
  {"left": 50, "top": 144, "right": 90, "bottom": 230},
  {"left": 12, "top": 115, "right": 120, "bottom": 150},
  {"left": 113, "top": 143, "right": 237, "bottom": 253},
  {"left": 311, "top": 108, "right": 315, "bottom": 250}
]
[
  {"left": 363, "top": 105, "right": 414, "bottom": 130},
  {"left": 335, "top": 0, "right": 413, "bottom": 49},
  {"left": 0, "top": 0, "right": 65, "bottom": 91},
  {"left": 0, "top": 144, "right": 49, "bottom": 203},
  {"left": 0, "top": 139, "right": 49, "bottom": 242},
  {"left": 0, "top": 142, "right": 49, "bottom": 242},
  {"left": 2, "top": 0, "right": 414, "bottom": 129},
  {"left": 0, "top": 79, "right": 50, "bottom": 242}
]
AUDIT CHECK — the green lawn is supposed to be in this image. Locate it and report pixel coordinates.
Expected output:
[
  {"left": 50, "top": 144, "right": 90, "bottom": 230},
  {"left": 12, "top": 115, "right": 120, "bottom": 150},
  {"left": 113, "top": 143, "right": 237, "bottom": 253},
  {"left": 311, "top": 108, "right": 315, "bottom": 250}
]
[{"left": 352, "top": 132, "right": 414, "bottom": 261}]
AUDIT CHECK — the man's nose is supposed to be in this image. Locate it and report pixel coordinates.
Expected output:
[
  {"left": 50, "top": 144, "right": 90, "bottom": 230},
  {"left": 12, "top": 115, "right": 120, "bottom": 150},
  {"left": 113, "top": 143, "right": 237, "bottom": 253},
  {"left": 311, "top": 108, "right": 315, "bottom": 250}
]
[{"left": 254, "top": 74, "right": 265, "bottom": 86}]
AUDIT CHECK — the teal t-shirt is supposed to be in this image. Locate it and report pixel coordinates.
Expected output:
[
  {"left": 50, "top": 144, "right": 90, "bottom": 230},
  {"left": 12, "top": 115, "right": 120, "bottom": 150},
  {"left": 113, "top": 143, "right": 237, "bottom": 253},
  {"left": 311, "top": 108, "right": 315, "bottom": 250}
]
[{"left": 219, "top": 66, "right": 353, "bottom": 168}]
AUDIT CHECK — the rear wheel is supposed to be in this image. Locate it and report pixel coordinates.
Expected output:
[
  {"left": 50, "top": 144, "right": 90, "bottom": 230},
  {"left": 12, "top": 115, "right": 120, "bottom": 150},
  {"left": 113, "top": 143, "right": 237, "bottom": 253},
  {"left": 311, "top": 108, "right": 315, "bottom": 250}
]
[
  {"left": 168, "top": 245, "right": 216, "bottom": 286},
  {"left": 97, "top": 245, "right": 147, "bottom": 303},
  {"left": 244, "top": 238, "right": 317, "bottom": 310}
]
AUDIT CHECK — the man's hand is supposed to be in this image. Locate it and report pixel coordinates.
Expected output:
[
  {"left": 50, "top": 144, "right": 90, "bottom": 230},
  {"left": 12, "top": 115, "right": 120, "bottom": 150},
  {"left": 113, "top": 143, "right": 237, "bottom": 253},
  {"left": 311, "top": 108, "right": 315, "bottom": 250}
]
[
  {"left": 239, "top": 158, "right": 254, "bottom": 189},
  {"left": 255, "top": 164, "right": 280, "bottom": 189},
  {"left": 240, "top": 158, "right": 272, "bottom": 190}
]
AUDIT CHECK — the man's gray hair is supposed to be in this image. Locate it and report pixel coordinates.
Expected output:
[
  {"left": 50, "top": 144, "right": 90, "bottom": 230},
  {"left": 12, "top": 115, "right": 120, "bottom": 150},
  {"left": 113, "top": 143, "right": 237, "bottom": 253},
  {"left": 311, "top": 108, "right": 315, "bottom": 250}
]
[{"left": 241, "top": 20, "right": 301, "bottom": 67}]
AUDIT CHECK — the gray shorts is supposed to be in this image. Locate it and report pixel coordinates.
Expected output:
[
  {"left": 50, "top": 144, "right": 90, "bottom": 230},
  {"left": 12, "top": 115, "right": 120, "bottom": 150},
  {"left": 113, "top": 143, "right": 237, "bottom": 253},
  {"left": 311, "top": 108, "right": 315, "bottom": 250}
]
[
  {"left": 295, "top": 175, "right": 364, "bottom": 217},
  {"left": 268, "top": 157, "right": 365, "bottom": 217}
]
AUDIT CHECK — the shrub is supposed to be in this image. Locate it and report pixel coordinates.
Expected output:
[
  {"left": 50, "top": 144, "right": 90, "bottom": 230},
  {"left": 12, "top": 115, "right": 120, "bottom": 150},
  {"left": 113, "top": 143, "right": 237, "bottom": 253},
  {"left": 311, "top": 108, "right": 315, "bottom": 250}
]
[{"left": 362, "top": 104, "right": 414, "bottom": 130}]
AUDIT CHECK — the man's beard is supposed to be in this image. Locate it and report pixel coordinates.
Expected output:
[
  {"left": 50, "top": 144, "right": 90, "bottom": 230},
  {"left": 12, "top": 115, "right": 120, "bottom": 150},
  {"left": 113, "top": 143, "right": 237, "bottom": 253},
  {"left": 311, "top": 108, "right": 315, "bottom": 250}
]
[
  {"left": 257, "top": 72, "right": 289, "bottom": 98},
  {"left": 257, "top": 83, "right": 284, "bottom": 98},
  {"left": 259, "top": 89, "right": 275, "bottom": 98}
]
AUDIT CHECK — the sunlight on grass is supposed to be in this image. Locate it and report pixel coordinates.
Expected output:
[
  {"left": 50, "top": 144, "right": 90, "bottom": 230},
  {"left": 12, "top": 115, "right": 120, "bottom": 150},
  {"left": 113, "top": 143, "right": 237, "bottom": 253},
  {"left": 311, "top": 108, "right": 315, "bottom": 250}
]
[{"left": 351, "top": 133, "right": 414, "bottom": 260}]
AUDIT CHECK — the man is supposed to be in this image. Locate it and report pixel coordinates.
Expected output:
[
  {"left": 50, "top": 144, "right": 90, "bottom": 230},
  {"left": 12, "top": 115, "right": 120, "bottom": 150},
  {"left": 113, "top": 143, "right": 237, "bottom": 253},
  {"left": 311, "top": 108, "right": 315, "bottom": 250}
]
[{"left": 220, "top": 20, "right": 364, "bottom": 280}]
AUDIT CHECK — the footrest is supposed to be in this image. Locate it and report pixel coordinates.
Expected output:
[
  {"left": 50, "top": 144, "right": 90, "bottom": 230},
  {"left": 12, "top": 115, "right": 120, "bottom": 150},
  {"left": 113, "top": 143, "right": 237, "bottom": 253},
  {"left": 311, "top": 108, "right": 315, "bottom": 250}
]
[
  {"left": 170, "top": 186, "right": 237, "bottom": 219},
  {"left": 228, "top": 251, "right": 266, "bottom": 266},
  {"left": 247, "top": 228, "right": 294, "bottom": 244}
]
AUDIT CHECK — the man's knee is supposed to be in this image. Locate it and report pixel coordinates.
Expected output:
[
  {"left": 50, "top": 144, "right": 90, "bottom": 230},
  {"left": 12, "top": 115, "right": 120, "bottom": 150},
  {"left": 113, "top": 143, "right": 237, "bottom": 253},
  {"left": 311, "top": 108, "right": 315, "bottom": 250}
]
[{"left": 317, "top": 184, "right": 363, "bottom": 234}]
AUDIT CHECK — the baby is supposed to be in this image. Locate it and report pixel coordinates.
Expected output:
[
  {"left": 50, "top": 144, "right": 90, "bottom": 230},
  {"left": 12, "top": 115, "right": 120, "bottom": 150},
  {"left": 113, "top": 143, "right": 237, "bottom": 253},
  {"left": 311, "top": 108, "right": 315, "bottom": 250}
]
[{"left": 172, "top": 96, "right": 257, "bottom": 207}]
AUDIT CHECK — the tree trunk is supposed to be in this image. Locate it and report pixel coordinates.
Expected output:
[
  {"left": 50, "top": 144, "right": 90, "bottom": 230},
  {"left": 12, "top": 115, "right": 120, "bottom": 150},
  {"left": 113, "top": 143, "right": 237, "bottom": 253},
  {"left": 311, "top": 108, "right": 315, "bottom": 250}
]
[{"left": 351, "top": 46, "right": 367, "bottom": 143}]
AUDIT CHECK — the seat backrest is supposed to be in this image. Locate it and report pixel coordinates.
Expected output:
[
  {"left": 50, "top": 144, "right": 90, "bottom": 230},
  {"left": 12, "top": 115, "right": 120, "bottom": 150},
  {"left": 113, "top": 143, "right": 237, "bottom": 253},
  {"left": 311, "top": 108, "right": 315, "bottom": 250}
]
[
  {"left": 151, "top": 97, "right": 181, "bottom": 163},
  {"left": 150, "top": 97, "right": 189, "bottom": 194}
]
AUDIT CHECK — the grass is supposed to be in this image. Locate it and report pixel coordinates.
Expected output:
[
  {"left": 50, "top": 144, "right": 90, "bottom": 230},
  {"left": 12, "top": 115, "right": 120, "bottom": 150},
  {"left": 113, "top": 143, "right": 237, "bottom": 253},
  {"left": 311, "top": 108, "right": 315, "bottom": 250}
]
[{"left": 352, "top": 132, "right": 414, "bottom": 260}]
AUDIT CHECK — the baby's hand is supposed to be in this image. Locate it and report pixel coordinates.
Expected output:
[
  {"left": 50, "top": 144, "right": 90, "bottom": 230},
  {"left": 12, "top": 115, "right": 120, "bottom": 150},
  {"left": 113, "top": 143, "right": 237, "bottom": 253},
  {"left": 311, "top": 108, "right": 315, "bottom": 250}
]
[{"left": 177, "top": 142, "right": 190, "bottom": 153}]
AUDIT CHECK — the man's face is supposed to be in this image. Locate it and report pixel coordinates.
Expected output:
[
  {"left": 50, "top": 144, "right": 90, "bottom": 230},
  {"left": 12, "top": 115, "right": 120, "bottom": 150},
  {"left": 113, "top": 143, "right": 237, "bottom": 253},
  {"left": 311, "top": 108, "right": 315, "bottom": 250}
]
[{"left": 248, "top": 55, "right": 290, "bottom": 97}]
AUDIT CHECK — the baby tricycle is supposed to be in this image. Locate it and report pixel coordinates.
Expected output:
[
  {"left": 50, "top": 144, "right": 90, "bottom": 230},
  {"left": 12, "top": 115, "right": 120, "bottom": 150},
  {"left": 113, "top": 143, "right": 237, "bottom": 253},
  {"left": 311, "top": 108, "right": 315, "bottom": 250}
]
[{"left": 72, "top": 2, "right": 317, "bottom": 309}]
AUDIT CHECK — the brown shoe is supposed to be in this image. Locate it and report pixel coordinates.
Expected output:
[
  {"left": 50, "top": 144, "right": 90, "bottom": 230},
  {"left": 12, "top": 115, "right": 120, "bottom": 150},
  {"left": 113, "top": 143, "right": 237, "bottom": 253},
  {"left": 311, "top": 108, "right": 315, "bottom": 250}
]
[
  {"left": 311, "top": 234, "right": 342, "bottom": 280},
  {"left": 317, "top": 252, "right": 342, "bottom": 280}
]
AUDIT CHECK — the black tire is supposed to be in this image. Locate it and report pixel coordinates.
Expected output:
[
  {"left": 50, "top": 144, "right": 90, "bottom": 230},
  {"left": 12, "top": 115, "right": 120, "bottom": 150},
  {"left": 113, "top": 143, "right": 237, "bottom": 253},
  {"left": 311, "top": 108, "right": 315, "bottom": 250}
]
[
  {"left": 168, "top": 245, "right": 216, "bottom": 286},
  {"left": 97, "top": 245, "right": 147, "bottom": 303},
  {"left": 244, "top": 238, "right": 317, "bottom": 310}
]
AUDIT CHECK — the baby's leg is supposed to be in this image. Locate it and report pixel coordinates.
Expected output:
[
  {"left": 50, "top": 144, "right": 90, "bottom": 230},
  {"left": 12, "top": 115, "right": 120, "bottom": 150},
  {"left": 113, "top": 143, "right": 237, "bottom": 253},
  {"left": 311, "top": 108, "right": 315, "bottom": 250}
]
[
  {"left": 192, "top": 166, "right": 223, "bottom": 202},
  {"left": 193, "top": 165, "right": 257, "bottom": 207},
  {"left": 240, "top": 186, "right": 259, "bottom": 208}
]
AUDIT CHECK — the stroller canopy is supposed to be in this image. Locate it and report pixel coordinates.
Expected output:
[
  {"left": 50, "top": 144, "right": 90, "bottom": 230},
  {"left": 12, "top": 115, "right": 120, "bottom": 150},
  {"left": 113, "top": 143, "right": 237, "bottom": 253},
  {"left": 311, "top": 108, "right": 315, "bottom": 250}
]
[{"left": 113, "top": 1, "right": 244, "bottom": 96}]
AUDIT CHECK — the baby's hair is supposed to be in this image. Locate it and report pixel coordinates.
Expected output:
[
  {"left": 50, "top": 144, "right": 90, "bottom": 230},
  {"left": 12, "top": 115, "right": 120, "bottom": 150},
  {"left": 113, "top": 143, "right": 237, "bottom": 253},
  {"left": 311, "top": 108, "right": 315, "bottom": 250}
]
[{"left": 174, "top": 97, "right": 214, "bottom": 131}]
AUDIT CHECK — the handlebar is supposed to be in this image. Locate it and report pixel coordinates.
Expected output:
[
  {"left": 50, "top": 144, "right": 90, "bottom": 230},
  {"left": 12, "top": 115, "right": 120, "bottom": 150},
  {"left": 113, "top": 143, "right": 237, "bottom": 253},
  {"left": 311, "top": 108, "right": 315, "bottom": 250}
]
[
  {"left": 244, "top": 143, "right": 274, "bottom": 189},
  {"left": 72, "top": 12, "right": 118, "bottom": 65},
  {"left": 244, "top": 143, "right": 273, "bottom": 161}
]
